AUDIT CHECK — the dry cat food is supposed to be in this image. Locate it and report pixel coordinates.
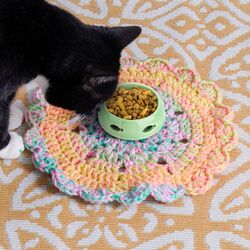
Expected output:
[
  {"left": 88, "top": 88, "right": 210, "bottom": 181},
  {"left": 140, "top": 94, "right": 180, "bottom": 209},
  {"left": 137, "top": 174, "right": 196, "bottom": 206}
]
[{"left": 106, "top": 87, "right": 158, "bottom": 120}]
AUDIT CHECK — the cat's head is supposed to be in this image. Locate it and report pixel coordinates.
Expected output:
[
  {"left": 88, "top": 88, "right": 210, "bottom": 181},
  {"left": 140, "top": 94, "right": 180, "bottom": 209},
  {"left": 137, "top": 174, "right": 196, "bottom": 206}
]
[{"left": 45, "top": 25, "right": 141, "bottom": 114}]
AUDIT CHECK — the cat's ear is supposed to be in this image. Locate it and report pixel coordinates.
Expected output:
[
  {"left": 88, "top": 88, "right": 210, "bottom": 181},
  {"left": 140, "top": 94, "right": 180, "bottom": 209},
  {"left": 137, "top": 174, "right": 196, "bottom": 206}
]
[{"left": 109, "top": 26, "right": 142, "bottom": 49}]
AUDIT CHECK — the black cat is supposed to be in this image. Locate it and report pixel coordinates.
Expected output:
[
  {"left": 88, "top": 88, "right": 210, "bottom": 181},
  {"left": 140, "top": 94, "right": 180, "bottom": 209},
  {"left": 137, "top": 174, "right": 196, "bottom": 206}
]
[{"left": 0, "top": 0, "right": 141, "bottom": 152}]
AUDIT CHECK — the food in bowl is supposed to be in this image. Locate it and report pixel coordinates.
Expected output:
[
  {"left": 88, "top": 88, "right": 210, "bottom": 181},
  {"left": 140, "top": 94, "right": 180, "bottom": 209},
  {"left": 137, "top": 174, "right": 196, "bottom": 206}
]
[{"left": 106, "top": 87, "right": 158, "bottom": 120}]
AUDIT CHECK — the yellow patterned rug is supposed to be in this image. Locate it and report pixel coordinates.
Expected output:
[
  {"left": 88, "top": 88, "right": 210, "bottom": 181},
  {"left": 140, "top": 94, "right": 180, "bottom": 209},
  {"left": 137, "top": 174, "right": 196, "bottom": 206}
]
[{"left": 0, "top": 1, "right": 249, "bottom": 249}]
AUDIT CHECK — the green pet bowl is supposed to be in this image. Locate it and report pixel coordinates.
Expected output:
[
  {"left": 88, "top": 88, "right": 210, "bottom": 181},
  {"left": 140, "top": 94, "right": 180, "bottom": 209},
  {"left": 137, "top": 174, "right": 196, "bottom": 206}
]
[{"left": 98, "top": 82, "right": 166, "bottom": 140}]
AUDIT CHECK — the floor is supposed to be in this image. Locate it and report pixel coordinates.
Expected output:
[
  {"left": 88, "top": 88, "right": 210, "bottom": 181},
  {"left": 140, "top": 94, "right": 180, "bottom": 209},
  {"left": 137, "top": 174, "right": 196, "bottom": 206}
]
[{"left": 0, "top": 1, "right": 249, "bottom": 249}]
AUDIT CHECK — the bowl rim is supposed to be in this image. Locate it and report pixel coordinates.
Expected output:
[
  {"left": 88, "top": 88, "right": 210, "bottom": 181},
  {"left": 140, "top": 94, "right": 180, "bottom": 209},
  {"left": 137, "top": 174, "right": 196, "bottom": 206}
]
[{"left": 103, "top": 82, "right": 164, "bottom": 123}]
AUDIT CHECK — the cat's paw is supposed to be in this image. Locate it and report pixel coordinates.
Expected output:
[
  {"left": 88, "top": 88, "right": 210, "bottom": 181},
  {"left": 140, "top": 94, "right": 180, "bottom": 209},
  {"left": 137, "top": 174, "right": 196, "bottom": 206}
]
[
  {"left": 25, "top": 75, "right": 49, "bottom": 102},
  {"left": 0, "top": 132, "right": 24, "bottom": 159},
  {"left": 8, "top": 105, "right": 24, "bottom": 131}
]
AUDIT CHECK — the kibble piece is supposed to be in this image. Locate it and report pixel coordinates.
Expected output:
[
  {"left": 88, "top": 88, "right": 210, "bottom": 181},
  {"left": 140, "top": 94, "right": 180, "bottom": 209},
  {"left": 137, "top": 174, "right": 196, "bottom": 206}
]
[
  {"left": 117, "top": 97, "right": 126, "bottom": 111},
  {"left": 134, "top": 103, "right": 140, "bottom": 109},
  {"left": 140, "top": 108, "right": 148, "bottom": 117},
  {"left": 121, "top": 110, "right": 128, "bottom": 116},
  {"left": 108, "top": 108, "right": 115, "bottom": 113},
  {"left": 132, "top": 113, "right": 137, "bottom": 118},
  {"left": 127, "top": 101, "right": 133, "bottom": 106},
  {"left": 124, "top": 115, "right": 132, "bottom": 120}
]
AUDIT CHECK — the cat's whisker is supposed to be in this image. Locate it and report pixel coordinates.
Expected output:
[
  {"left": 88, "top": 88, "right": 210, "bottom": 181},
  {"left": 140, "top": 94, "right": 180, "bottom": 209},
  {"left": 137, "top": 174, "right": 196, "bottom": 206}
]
[
  {"left": 65, "top": 114, "right": 85, "bottom": 127},
  {"left": 80, "top": 114, "right": 86, "bottom": 120}
]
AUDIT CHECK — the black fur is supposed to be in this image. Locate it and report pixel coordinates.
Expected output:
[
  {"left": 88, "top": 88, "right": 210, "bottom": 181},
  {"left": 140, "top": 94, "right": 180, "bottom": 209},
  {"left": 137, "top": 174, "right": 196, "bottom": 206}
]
[{"left": 0, "top": 0, "right": 141, "bottom": 150}]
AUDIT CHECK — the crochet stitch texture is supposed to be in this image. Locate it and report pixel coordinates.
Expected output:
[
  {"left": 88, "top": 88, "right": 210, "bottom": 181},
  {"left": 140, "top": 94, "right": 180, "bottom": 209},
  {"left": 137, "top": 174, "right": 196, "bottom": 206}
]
[{"left": 24, "top": 58, "right": 237, "bottom": 204}]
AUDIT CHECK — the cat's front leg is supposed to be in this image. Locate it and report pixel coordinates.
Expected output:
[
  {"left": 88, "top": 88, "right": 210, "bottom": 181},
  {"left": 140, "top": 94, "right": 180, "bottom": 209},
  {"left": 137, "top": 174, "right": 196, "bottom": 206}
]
[
  {"left": 0, "top": 98, "right": 24, "bottom": 159},
  {"left": 8, "top": 102, "right": 24, "bottom": 131}
]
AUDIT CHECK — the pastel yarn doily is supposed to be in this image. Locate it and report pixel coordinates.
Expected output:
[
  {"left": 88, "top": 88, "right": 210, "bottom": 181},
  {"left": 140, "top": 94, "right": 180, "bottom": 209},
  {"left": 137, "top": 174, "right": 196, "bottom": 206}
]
[{"left": 24, "top": 58, "right": 237, "bottom": 204}]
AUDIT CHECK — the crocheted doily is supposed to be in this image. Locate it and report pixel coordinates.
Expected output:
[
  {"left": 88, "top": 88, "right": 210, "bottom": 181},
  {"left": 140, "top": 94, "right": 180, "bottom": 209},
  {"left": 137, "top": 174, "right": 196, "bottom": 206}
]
[{"left": 24, "top": 58, "right": 237, "bottom": 204}]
